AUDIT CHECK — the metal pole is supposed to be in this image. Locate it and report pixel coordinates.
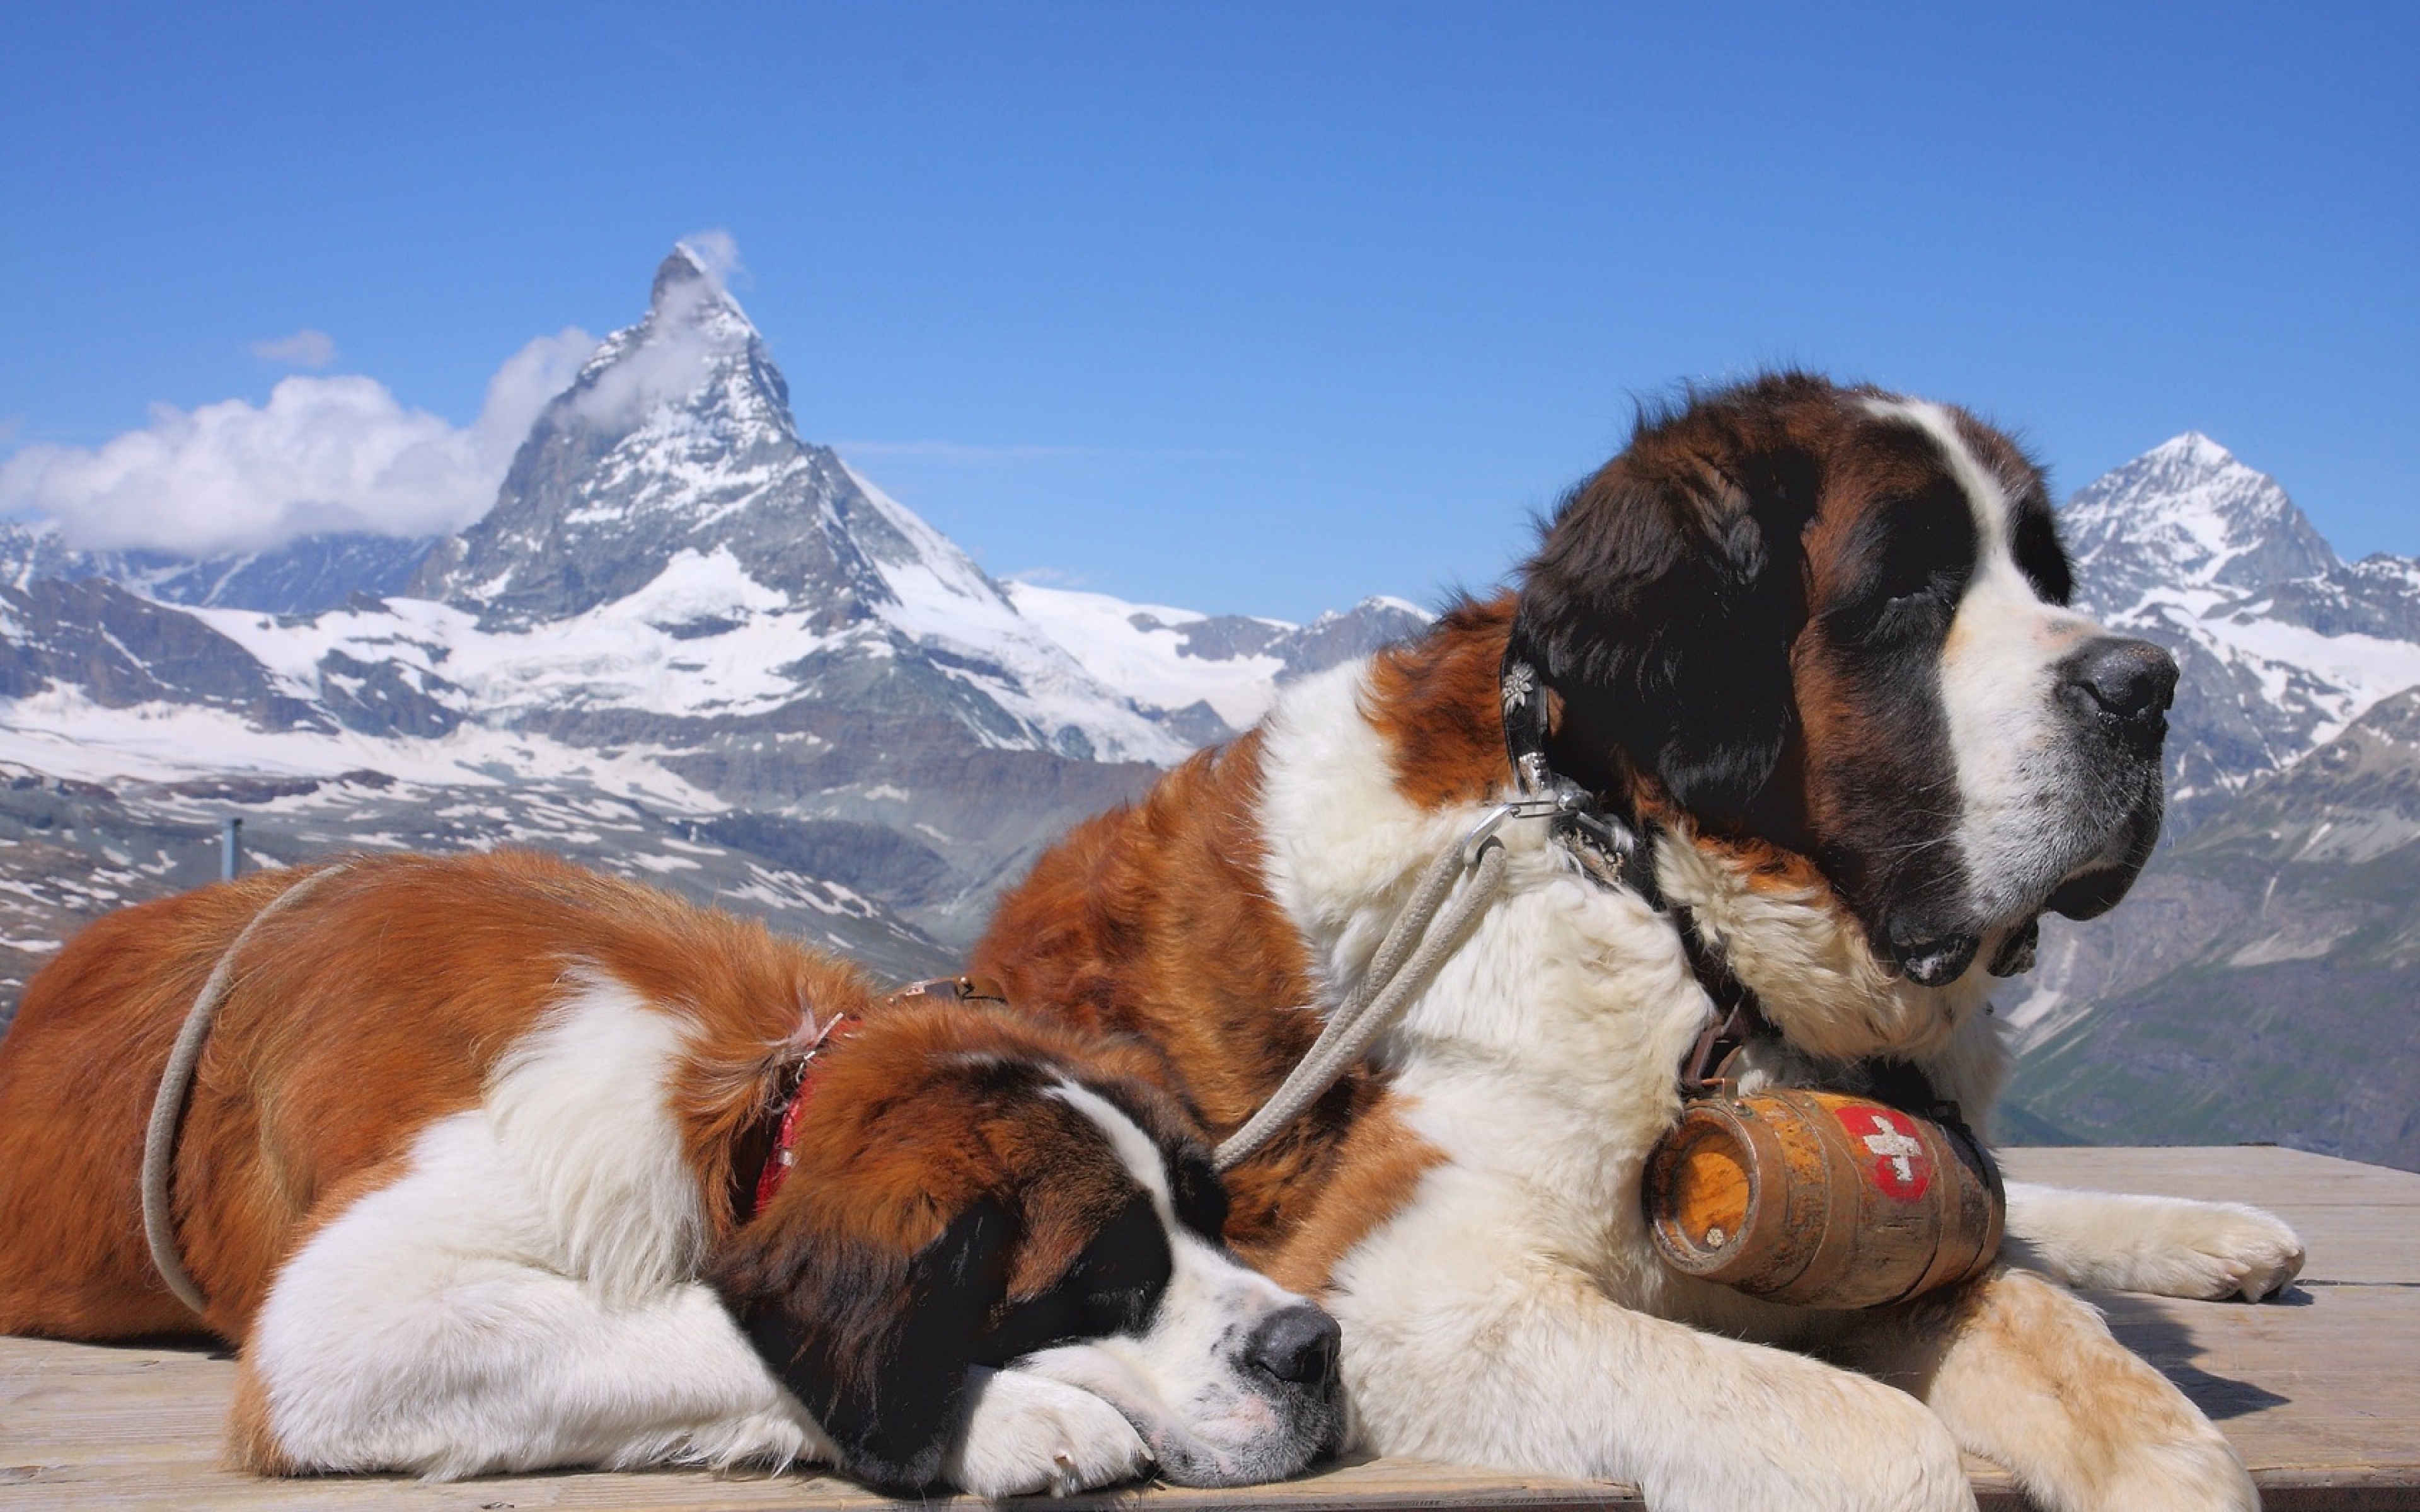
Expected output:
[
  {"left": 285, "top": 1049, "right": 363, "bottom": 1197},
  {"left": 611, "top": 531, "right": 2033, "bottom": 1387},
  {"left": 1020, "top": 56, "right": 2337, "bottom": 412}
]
[{"left": 221, "top": 817, "right": 243, "bottom": 881}]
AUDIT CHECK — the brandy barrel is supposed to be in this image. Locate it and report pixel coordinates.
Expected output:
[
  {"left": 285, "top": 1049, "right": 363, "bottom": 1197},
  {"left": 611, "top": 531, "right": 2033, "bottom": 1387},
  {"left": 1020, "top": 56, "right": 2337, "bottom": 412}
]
[{"left": 1644, "top": 1089, "right": 2004, "bottom": 1309}]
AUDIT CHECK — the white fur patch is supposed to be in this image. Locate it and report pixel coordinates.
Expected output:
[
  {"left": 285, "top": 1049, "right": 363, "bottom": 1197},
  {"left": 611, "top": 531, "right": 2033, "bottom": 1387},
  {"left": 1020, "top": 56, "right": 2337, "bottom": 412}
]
[
  {"left": 247, "top": 980, "right": 827, "bottom": 1477},
  {"left": 1865, "top": 398, "right": 2109, "bottom": 929}
]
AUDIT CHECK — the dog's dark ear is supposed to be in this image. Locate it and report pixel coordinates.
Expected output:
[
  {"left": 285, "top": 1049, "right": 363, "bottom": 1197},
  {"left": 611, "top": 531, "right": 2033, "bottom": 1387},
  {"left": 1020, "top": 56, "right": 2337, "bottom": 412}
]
[
  {"left": 720, "top": 1195, "right": 1015, "bottom": 1496},
  {"left": 1514, "top": 395, "right": 1820, "bottom": 825}
]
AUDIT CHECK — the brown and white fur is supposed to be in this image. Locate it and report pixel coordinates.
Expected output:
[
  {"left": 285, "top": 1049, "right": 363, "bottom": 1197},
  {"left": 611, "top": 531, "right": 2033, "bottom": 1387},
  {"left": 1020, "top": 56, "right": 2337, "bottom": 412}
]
[
  {"left": 972, "top": 374, "right": 2305, "bottom": 1512},
  {"left": 0, "top": 850, "right": 1343, "bottom": 1497}
]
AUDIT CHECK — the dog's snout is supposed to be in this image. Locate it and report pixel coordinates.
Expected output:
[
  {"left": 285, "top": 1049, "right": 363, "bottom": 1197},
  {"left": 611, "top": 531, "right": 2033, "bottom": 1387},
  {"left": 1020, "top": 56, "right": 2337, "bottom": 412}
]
[
  {"left": 2063, "top": 636, "right": 2178, "bottom": 724},
  {"left": 1245, "top": 1304, "right": 1341, "bottom": 1390}
]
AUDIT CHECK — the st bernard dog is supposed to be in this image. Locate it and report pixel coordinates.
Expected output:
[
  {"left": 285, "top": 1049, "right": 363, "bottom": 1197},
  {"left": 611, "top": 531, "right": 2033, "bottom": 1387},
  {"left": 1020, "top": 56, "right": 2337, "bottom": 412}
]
[
  {"left": 972, "top": 374, "right": 2308, "bottom": 1511},
  {"left": 0, "top": 850, "right": 1343, "bottom": 1497}
]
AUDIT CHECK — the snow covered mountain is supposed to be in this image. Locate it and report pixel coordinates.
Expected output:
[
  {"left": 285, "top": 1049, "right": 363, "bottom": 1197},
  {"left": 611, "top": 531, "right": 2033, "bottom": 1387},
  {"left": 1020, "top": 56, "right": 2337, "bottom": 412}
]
[
  {"left": 2062, "top": 433, "right": 2420, "bottom": 816},
  {"left": 0, "top": 246, "right": 1431, "bottom": 995},
  {"left": 411, "top": 246, "right": 1188, "bottom": 766},
  {"left": 1004, "top": 582, "right": 1431, "bottom": 740}
]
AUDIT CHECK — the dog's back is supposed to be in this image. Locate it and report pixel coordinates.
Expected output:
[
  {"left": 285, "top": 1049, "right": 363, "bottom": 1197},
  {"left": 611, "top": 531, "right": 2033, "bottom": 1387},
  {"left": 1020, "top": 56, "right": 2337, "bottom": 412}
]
[
  {"left": 0, "top": 852, "right": 846, "bottom": 1341},
  {"left": 0, "top": 874, "right": 296, "bottom": 1337}
]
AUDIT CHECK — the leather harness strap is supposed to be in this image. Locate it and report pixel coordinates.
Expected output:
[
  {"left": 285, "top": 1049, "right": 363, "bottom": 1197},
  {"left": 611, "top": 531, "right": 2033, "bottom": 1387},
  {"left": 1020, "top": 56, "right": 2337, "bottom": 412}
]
[{"left": 142, "top": 860, "right": 358, "bottom": 1317}]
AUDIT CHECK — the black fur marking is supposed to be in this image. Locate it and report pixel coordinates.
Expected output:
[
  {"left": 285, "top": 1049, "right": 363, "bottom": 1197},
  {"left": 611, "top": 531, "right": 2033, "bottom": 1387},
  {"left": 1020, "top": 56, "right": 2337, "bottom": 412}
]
[
  {"left": 1081, "top": 1075, "right": 1233, "bottom": 1244},
  {"left": 2010, "top": 487, "right": 2074, "bottom": 605},
  {"left": 1512, "top": 383, "right": 1820, "bottom": 831},
  {"left": 1824, "top": 484, "right": 1978, "bottom": 646},
  {"left": 1167, "top": 1146, "right": 1232, "bottom": 1243},
  {"left": 739, "top": 1196, "right": 1018, "bottom": 1496},
  {"left": 984, "top": 1191, "right": 1173, "bottom": 1362}
]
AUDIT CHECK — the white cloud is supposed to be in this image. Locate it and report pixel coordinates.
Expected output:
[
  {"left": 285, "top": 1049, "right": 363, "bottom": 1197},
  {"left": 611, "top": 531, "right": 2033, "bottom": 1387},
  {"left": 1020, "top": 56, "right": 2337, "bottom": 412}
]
[
  {"left": 0, "top": 329, "right": 595, "bottom": 556},
  {"left": 250, "top": 328, "right": 338, "bottom": 369},
  {"left": 679, "top": 228, "right": 743, "bottom": 289},
  {"left": 1005, "top": 565, "right": 1090, "bottom": 588}
]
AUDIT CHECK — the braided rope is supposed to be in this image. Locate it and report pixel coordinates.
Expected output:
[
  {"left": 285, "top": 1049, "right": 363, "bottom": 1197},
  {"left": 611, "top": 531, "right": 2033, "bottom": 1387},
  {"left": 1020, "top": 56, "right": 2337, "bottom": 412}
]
[
  {"left": 1214, "top": 833, "right": 1511, "bottom": 1172},
  {"left": 141, "top": 862, "right": 353, "bottom": 1316}
]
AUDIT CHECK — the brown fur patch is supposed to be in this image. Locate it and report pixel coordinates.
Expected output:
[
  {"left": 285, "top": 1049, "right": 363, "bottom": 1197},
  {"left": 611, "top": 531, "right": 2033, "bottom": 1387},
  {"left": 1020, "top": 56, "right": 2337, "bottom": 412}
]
[
  {"left": 1257, "top": 1101, "right": 1444, "bottom": 1295},
  {"left": 972, "top": 727, "right": 1444, "bottom": 1264},
  {"left": 1364, "top": 596, "right": 1517, "bottom": 811}
]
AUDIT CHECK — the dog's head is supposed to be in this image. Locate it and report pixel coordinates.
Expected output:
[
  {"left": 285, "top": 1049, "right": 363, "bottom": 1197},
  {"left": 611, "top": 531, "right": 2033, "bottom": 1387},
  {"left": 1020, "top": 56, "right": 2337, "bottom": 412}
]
[
  {"left": 711, "top": 1004, "right": 1342, "bottom": 1494},
  {"left": 1512, "top": 371, "right": 2174, "bottom": 988}
]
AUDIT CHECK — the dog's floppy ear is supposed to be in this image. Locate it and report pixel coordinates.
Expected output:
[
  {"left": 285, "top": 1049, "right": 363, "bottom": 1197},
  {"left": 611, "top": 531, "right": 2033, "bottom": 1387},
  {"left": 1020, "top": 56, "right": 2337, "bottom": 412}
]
[
  {"left": 718, "top": 1194, "right": 1016, "bottom": 1495},
  {"left": 1513, "top": 385, "right": 1822, "bottom": 825}
]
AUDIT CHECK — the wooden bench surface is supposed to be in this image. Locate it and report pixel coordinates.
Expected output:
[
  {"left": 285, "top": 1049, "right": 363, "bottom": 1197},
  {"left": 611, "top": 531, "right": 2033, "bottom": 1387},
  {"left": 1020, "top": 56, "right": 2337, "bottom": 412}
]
[{"left": 4, "top": 1146, "right": 2415, "bottom": 1511}]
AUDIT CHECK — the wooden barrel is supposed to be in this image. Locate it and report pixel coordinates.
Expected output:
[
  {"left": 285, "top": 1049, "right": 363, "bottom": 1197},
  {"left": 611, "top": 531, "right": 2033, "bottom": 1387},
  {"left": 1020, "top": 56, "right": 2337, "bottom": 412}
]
[{"left": 1644, "top": 1089, "right": 2004, "bottom": 1309}]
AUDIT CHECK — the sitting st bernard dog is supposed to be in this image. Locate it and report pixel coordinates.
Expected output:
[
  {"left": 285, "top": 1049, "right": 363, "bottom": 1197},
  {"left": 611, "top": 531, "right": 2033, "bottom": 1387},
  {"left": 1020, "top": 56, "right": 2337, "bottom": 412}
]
[
  {"left": 0, "top": 850, "right": 1343, "bottom": 1497},
  {"left": 972, "top": 373, "right": 2307, "bottom": 1511}
]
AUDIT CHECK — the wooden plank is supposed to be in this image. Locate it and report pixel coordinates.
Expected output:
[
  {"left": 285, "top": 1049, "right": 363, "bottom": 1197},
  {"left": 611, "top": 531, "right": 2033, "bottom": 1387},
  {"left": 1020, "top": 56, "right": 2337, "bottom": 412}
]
[
  {"left": 3, "top": 1148, "right": 2416, "bottom": 1509},
  {"left": 2002, "top": 1144, "right": 2420, "bottom": 1210}
]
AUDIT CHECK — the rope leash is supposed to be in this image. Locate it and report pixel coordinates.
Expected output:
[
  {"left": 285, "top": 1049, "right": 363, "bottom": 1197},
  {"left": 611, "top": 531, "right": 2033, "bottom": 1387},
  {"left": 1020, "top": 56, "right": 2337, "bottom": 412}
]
[
  {"left": 141, "top": 862, "right": 354, "bottom": 1316},
  {"left": 1214, "top": 801, "right": 1566, "bottom": 1172}
]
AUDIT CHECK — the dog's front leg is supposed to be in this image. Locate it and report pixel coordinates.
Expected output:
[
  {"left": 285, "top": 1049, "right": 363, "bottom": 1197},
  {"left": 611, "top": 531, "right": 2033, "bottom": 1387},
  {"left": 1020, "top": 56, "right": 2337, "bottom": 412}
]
[
  {"left": 1331, "top": 1242, "right": 1973, "bottom": 1512},
  {"left": 2001, "top": 1182, "right": 2305, "bottom": 1302},
  {"left": 239, "top": 1263, "right": 831, "bottom": 1479},
  {"left": 1847, "top": 1266, "right": 2255, "bottom": 1512}
]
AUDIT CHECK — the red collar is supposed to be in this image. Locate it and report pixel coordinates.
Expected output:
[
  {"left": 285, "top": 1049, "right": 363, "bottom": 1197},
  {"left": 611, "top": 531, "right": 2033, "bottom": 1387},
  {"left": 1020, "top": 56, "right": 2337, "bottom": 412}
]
[
  {"left": 747, "top": 1013, "right": 858, "bottom": 1218},
  {"left": 740, "top": 978, "right": 1006, "bottom": 1222}
]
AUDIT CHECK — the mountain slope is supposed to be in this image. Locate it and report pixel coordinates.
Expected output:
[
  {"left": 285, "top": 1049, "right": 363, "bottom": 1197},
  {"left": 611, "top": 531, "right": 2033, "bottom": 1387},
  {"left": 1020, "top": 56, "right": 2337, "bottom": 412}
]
[
  {"left": 2004, "top": 688, "right": 2420, "bottom": 1169},
  {"left": 1004, "top": 582, "right": 1431, "bottom": 738},
  {"left": 0, "top": 521, "right": 439, "bottom": 616}
]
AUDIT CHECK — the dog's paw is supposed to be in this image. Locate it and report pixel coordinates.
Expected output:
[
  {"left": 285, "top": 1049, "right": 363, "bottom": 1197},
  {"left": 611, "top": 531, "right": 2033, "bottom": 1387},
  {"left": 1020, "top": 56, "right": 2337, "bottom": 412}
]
[
  {"left": 1807, "top": 1373, "right": 1976, "bottom": 1512},
  {"left": 1650, "top": 1361, "right": 1974, "bottom": 1512},
  {"left": 2095, "top": 1432, "right": 2259, "bottom": 1511},
  {"left": 944, "top": 1367, "right": 1151, "bottom": 1498},
  {"left": 2005, "top": 1186, "right": 2308, "bottom": 1302},
  {"left": 2153, "top": 1202, "right": 2306, "bottom": 1302}
]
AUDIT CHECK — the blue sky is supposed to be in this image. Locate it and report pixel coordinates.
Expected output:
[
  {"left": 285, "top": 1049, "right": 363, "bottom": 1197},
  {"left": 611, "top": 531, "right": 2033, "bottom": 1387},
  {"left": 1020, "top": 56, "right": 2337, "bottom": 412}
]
[{"left": 3, "top": 3, "right": 2411, "bottom": 621}]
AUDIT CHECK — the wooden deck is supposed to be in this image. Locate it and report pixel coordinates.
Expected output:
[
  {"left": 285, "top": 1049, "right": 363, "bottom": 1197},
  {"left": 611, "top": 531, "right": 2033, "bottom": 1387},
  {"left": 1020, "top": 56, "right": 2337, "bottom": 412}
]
[{"left": 3, "top": 1147, "right": 2414, "bottom": 1510}]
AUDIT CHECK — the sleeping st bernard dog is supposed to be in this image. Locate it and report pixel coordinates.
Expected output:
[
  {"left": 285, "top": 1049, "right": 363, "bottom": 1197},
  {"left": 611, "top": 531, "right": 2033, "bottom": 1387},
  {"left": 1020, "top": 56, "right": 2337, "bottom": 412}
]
[
  {"left": 972, "top": 373, "right": 2307, "bottom": 1511},
  {"left": 0, "top": 850, "right": 1343, "bottom": 1497}
]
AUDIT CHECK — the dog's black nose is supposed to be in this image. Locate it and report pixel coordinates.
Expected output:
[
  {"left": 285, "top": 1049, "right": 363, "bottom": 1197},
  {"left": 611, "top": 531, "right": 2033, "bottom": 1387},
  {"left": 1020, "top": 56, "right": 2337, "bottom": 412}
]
[
  {"left": 2063, "top": 636, "right": 2179, "bottom": 723},
  {"left": 1246, "top": 1305, "right": 1342, "bottom": 1390}
]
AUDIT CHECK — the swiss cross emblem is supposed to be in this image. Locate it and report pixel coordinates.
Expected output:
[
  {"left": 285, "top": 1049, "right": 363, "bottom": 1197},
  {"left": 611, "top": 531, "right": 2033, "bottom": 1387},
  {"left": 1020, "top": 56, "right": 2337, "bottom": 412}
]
[{"left": 1841, "top": 1106, "right": 1931, "bottom": 1200}]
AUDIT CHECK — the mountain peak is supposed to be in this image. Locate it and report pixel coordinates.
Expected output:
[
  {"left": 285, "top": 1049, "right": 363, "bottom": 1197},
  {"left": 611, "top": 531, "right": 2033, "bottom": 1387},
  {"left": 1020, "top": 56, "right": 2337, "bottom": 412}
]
[
  {"left": 2146, "top": 430, "right": 2235, "bottom": 469},
  {"left": 653, "top": 243, "right": 712, "bottom": 296},
  {"left": 647, "top": 242, "right": 754, "bottom": 333},
  {"left": 2063, "top": 432, "right": 2338, "bottom": 605}
]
